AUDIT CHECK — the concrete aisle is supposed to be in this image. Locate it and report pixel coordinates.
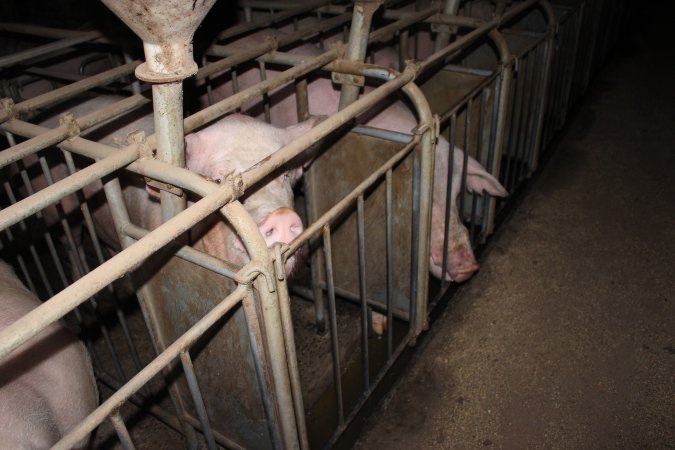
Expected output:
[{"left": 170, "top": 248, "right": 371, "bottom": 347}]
[{"left": 354, "top": 4, "right": 675, "bottom": 449}]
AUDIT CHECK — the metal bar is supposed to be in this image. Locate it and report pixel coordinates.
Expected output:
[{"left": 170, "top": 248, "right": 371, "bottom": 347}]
[
  {"left": 51, "top": 285, "right": 249, "bottom": 450},
  {"left": 385, "top": 169, "right": 393, "bottom": 358},
  {"left": 0, "top": 94, "right": 150, "bottom": 168},
  {"left": 2, "top": 61, "right": 140, "bottom": 121},
  {"left": 215, "top": 0, "right": 333, "bottom": 42},
  {"left": 110, "top": 412, "right": 136, "bottom": 450},
  {"left": 338, "top": 0, "right": 381, "bottom": 110},
  {"left": 0, "top": 30, "right": 103, "bottom": 69},
  {"left": 179, "top": 351, "right": 218, "bottom": 450},
  {"left": 240, "top": 290, "right": 284, "bottom": 450},
  {"left": 322, "top": 224, "right": 344, "bottom": 425},
  {"left": 0, "top": 145, "right": 138, "bottom": 231},
  {"left": 356, "top": 194, "right": 369, "bottom": 392},
  {"left": 272, "top": 245, "right": 309, "bottom": 450},
  {"left": 441, "top": 115, "right": 456, "bottom": 291}
]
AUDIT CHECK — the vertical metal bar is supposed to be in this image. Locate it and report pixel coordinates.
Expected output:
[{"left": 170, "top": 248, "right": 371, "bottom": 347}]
[
  {"left": 258, "top": 60, "right": 272, "bottom": 123},
  {"left": 458, "top": 98, "right": 472, "bottom": 224},
  {"left": 385, "top": 169, "right": 393, "bottom": 358},
  {"left": 202, "top": 55, "right": 215, "bottom": 106},
  {"left": 304, "top": 171, "right": 326, "bottom": 333},
  {"left": 295, "top": 78, "right": 310, "bottom": 122},
  {"left": 179, "top": 350, "right": 218, "bottom": 450},
  {"left": 356, "top": 194, "right": 370, "bottom": 392},
  {"left": 441, "top": 114, "right": 457, "bottom": 291},
  {"left": 322, "top": 224, "right": 344, "bottom": 424},
  {"left": 338, "top": 1, "right": 381, "bottom": 110},
  {"left": 241, "top": 290, "right": 284, "bottom": 450},
  {"left": 151, "top": 81, "right": 187, "bottom": 223},
  {"left": 435, "top": 0, "right": 462, "bottom": 51},
  {"left": 273, "top": 244, "right": 309, "bottom": 450},
  {"left": 518, "top": 48, "right": 537, "bottom": 178},
  {"left": 110, "top": 411, "right": 136, "bottom": 450}
]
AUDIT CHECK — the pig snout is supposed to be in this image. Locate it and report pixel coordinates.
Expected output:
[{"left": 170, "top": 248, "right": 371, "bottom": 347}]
[
  {"left": 447, "top": 248, "right": 480, "bottom": 282},
  {"left": 430, "top": 245, "right": 480, "bottom": 283},
  {"left": 258, "top": 207, "right": 304, "bottom": 247}
]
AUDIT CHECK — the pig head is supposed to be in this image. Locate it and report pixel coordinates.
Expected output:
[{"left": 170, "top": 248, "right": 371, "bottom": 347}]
[
  {"left": 0, "top": 260, "right": 98, "bottom": 449},
  {"left": 428, "top": 140, "right": 508, "bottom": 282},
  {"left": 181, "top": 113, "right": 314, "bottom": 272},
  {"left": 34, "top": 96, "right": 313, "bottom": 275}
]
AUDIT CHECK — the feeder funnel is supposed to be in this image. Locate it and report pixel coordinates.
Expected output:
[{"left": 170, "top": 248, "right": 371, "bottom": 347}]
[{"left": 101, "top": 0, "right": 216, "bottom": 82}]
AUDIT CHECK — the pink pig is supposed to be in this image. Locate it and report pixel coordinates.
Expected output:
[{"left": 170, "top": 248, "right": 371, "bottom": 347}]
[
  {"left": 0, "top": 260, "right": 98, "bottom": 449},
  {"left": 201, "top": 35, "right": 508, "bottom": 282},
  {"left": 36, "top": 96, "right": 315, "bottom": 274}
]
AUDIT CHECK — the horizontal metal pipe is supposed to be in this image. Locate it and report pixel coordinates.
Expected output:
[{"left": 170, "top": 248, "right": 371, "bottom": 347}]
[
  {"left": 216, "top": 0, "right": 332, "bottom": 41},
  {"left": 51, "top": 285, "right": 248, "bottom": 450},
  {"left": 2, "top": 61, "right": 141, "bottom": 121},
  {"left": 368, "top": 7, "right": 437, "bottom": 44},
  {"left": 0, "top": 183, "right": 244, "bottom": 361},
  {"left": 0, "top": 94, "right": 150, "bottom": 168},
  {"left": 241, "top": 62, "right": 417, "bottom": 193},
  {"left": 0, "top": 22, "right": 100, "bottom": 40},
  {"left": 0, "top": 30, "right": 103, "bottom": 69},
  {"left": 0, "top": 145, "right": 139, "bottom": 231},
  {"left": 185, "top": 48, "right": 339, "bottom": 132}
]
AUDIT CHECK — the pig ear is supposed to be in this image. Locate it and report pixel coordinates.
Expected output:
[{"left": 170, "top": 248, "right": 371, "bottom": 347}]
[
  {"left": 145, "top": 184, "right": 161, "bottom": 198},
  {"left": 465, "top": 156, "right": 508, "bottom": 197}
]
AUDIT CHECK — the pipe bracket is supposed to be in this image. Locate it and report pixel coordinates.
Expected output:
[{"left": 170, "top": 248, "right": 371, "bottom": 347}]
[
  {"left": 0, "top": 98, "right": 14, "bottom": 123},
  {"left": 234, "top": 261, "right": 276, "bottom": 293}
]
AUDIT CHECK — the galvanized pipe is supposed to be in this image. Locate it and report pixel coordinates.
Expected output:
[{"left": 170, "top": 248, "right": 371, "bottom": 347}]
[
  {"left": 0, "top": 61, "right": 140, "bottom": 123},
  {"left": 338, "top": 0, "right": 382, "bottom": 110},
  {"left": 216, "top": 0, "right": 333, "bottom": 42},
  {"left": 0, "top": 30, "right": 103, "bottom": 69},
  {"left": 0, "top": 94, "right": 149, "bottom": 168}
]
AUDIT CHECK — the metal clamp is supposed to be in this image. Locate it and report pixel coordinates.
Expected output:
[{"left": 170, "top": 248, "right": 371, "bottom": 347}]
[
  {"left": 132, "top": 130, "right": 184, "bottom": 197},
  {"left": 331, "top": 71, "right": 365, "bottom": 88},
  {"left": 273, "top": 243, "right": 287, "bottom": 282},
  {"left": 234, "top": 261, "right": 276, "bottom": 293},
  {"left": 59, "top": 112, "right": 81, "bottom": 139},
  {"left": 0, "top": 98, "right": 14, "bottom": 123},
  {"left": 225, "top": 172, "right": 245, "bottom": 199}
]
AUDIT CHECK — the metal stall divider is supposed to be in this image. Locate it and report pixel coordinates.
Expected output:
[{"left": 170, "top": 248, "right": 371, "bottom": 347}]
[{"left": 0, "top": 0, "right": 632, "bottom": 447}]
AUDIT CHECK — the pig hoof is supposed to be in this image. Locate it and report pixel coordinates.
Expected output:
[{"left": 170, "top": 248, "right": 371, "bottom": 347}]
[{"left": 370, "top": 311, "right": 388, "bottom": 337}]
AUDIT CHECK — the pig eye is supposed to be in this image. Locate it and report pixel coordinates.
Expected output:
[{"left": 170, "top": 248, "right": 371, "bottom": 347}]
[
  {"left": 282, "top": 173, "right": 290, "bottom": 181},
  {"left": 214, "top": 178, "right": 222, "bottom": 184},
  {"left": 265, "top": 228, "right": 275, "bottom": 237}
]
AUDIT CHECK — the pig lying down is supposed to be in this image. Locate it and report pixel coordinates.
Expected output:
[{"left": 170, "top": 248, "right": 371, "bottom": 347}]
[
  {"left": 199, "top": 33, "right": 508, "bottom": 283},
  {"left": 0, "top": 260, "right": 98, "bottom": 449}
]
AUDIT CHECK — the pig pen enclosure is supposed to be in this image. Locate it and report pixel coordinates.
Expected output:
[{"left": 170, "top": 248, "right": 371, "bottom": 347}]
[{"left": 0, "top": 0, "right": 630, "bottom": 449}]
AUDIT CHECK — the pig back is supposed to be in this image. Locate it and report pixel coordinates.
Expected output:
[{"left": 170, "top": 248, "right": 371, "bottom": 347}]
[{"left": 0, "top": 260, "right": 98, "bottom": 449}]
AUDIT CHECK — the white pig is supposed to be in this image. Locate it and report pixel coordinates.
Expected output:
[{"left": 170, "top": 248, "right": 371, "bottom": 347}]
[
  {"left": 36, "top": 96, "right": 315, "bottom": 274},
  {"left": 0, "top": 260, "right": 98, "bottom": 449},
  {"left": 199, "top": 33, "right": 508, "bottom": 282}
]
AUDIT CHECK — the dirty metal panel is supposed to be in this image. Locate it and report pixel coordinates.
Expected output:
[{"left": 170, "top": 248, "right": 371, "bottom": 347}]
[
  {"left": 139, "top": 253, "right": 272, "bottom": 449},
  {"left": 308, "top": 131, "right": 413, "bottom": 316}
]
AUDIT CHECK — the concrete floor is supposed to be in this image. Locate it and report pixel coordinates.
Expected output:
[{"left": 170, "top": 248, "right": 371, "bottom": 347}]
[{"left": 354, "top": 4, "right": 675, "bottom": 450}]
